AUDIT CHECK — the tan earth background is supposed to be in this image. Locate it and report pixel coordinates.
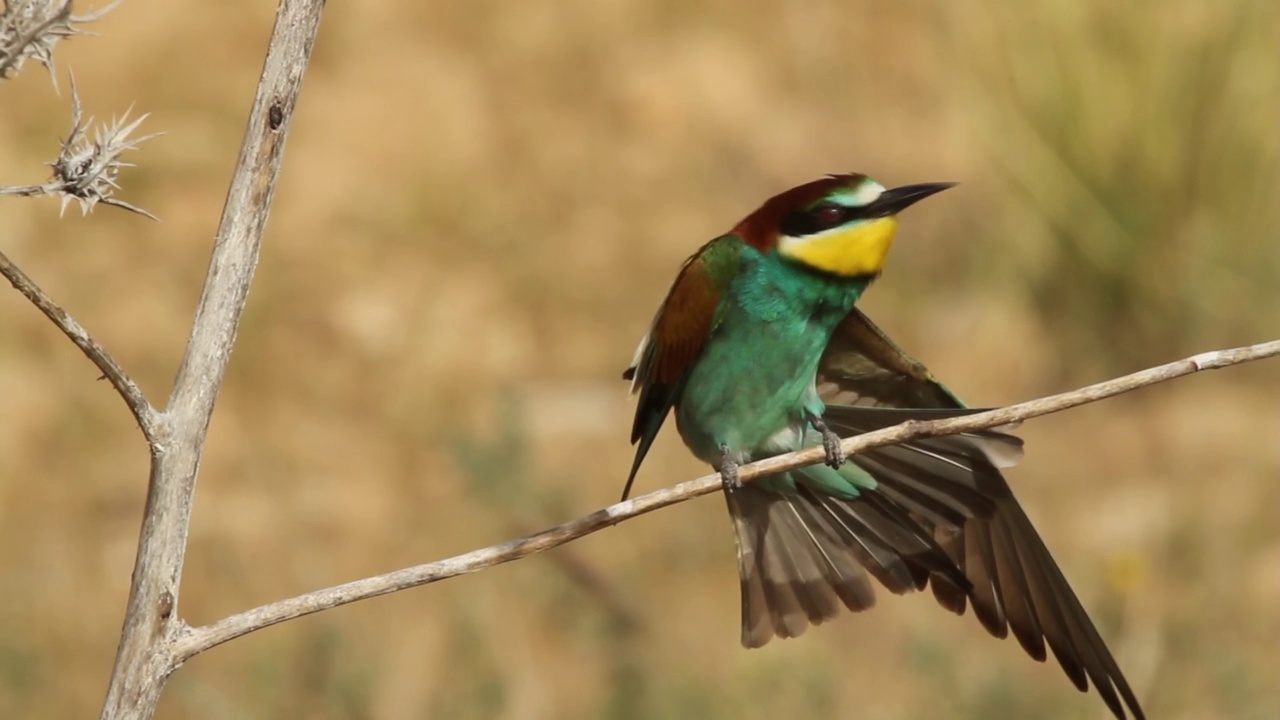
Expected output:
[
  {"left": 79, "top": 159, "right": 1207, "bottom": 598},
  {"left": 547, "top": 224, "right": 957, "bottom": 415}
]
[{"left": 1, "top": 1, "right": 1277, "bottom": 718}]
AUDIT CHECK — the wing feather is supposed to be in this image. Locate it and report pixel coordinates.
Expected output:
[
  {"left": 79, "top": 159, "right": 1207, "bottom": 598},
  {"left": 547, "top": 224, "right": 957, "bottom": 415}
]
[
  {"left": 811, "top": 309, "right": 1144, "bottom": 720},
  {"left": 620, "top": 235, "right": 743, "bottom": 500}
]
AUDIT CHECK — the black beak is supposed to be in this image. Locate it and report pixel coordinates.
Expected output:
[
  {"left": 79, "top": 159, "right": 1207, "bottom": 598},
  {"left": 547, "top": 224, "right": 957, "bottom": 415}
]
[{"left": 866, "top": 182, "right": 955, "bottom": 218}]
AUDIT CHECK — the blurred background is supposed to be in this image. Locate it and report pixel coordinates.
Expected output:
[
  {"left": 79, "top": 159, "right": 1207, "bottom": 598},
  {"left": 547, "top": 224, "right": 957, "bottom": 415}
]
[{"left": 1, "top": 0, "right": 1277, "bottom": 718}]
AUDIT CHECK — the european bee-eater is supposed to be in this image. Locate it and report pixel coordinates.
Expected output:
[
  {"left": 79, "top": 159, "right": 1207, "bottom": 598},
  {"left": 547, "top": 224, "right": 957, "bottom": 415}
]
[{"left": 622, "top": 174, "right": 1144, "bottom": 720}]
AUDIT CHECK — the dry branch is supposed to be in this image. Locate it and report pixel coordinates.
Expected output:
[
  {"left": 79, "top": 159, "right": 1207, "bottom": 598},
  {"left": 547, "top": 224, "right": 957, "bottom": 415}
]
[
  {"left": 0, "top": 247, "right": 156, "bottom": 436},
  {"left": 170, "top": 339, "right": 1280, "bottom": 663},
  {"left": 97, "top": 1, "right": 327, "bottom": 718},
  {"left": 0, "top": 0, "right": 1274, "bottom": 716},
  {"left": 2, "top": 0, "right": 325, "bottom": 716}
]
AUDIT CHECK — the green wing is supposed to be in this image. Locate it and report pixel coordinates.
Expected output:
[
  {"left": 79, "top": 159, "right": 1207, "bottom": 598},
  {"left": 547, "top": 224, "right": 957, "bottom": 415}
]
[{"left": 816, "top": 306, "right": 966, "bottom": 408}]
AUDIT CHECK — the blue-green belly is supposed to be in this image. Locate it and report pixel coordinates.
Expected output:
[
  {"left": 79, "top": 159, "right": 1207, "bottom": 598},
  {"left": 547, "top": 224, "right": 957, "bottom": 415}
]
[{"left": 673, "top": 248, "right": 869, "bottom": 468}]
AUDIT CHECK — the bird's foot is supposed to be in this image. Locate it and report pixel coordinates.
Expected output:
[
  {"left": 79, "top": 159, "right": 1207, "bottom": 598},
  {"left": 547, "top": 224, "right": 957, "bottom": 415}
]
[
  {"left": 719, "top": 445, "right": 742, "bottom": 492},
  {"left": 807, "top": 412, "right": 846, "bottom": 469}
]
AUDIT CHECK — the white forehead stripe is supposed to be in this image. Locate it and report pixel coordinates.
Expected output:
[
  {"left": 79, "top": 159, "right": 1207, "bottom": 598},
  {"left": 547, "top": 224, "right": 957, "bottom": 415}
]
[{"left": 829, "top": 179, "right": 886, "bottom": 208}]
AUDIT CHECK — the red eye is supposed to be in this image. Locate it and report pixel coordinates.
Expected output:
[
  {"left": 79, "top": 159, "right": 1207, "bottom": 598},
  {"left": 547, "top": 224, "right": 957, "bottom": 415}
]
[
  {"left": 779, "top": 203, "right": 849, "bottom": 236},
  {"left": 814, "top": 205, "right": 843, "bottom": 224}
]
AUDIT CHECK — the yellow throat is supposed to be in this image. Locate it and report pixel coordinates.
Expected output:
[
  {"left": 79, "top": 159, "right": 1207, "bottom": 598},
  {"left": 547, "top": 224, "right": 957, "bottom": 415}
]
[{"left": 777, "top": 217, "right": 899, "bottom": 277}]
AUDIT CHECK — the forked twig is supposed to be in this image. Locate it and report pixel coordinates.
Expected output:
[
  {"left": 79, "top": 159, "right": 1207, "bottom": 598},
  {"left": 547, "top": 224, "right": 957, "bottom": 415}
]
[
  {"left": 96, "top": 1, "right": 328, "bottom": 718},
  {"left": 0, "top": 248, "right": 157, "bottom": 437}
]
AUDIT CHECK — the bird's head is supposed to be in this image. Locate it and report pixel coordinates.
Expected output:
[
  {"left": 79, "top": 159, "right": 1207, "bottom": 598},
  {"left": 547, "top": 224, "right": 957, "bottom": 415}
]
[{"left": 733, "top": 174, "right": 954, "bottom": 278}]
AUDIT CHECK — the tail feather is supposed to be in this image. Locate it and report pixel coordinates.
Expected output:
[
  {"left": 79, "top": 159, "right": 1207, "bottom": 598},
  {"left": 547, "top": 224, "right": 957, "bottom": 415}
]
[
  {"left": 727, "top": 483, "right": 879, "bottom": 648},
  {"left": 779, "top": 492, "right": 881, "bottom": 612},
  {"left": 748, "top": 404, "right": 1146, "bottom": 720},
  {"left": 725, "top": 470, "right": 971, "bottom": 648}
]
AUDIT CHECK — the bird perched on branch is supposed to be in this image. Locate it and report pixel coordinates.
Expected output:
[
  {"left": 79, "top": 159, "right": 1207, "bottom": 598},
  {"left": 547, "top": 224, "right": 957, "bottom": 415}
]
[{"left": 622, "top": 173, "right": 1144, "bottom": 720}]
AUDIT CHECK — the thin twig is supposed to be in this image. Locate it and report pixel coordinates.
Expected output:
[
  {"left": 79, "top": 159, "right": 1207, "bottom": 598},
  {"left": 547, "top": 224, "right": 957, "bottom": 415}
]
[
  {"left": 0, "top": 247, "right": 157, "bottom": 437},
  {"left": 97, "top": 1, "right": 326, "bottom": 718},
  {"left": 170, "top": 338, "right": 1280, "bottom": 664},
  {"left": 505, "top": 520, "right": 646, "bottom": 634}
]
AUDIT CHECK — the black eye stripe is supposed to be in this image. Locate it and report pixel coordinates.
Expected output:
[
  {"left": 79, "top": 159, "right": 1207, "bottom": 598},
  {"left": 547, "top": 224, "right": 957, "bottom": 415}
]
[{"left": 779, "top": 202, "right": 854, "bottom": 237}]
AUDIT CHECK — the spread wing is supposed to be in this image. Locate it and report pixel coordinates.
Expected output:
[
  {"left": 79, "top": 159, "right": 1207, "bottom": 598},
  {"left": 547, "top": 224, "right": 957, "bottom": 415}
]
[
  {"left": 620, "top": 234, "right": 744, "bottom": 501},
  {"left": 816, "top": 305, "right": 964, "bottom": 409},
  {"left": 817, "top": 309, "right": 1144, "bottom": 720}
]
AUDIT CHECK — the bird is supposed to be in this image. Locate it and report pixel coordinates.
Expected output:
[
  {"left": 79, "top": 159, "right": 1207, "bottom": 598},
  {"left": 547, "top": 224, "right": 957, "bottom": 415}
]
[{"left": 621, "top": 173, "right": 1145, "bottom": 720}]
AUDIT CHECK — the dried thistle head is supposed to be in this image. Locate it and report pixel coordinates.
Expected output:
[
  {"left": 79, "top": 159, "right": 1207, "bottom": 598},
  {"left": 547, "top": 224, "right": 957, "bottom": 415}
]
[
  {"left": 0, "top": 2, "right": 156, "bottom": 219},
  {"left": 49, "top": 76, "right": 161, "bottom": 218},
  {"left": 0, "top": 0, "right": 119, "bottom": 88},
  {"left": 0, "top": 74, "right": 161, "bottom": 219}
]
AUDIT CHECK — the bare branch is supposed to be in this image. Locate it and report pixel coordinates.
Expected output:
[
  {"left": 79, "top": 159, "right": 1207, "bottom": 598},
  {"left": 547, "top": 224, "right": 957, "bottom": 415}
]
[
  {"left": 0, "top": 74, "right": 160, "bottom": 219},
  {"left": 0, "top": 247, "right": 157, "bottom": 438},
  {"left": 98, "top": 1, "right": 327, "bottom": 718},
  {"left": 170, "top": 338, "right": 1280, "bottom": 664}
]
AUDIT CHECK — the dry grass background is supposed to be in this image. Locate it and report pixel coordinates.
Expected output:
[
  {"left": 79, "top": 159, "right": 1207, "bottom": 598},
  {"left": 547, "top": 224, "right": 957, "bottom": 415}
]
[{"left": 1, "top": 1, "right": 1278, "bottom": 718}]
